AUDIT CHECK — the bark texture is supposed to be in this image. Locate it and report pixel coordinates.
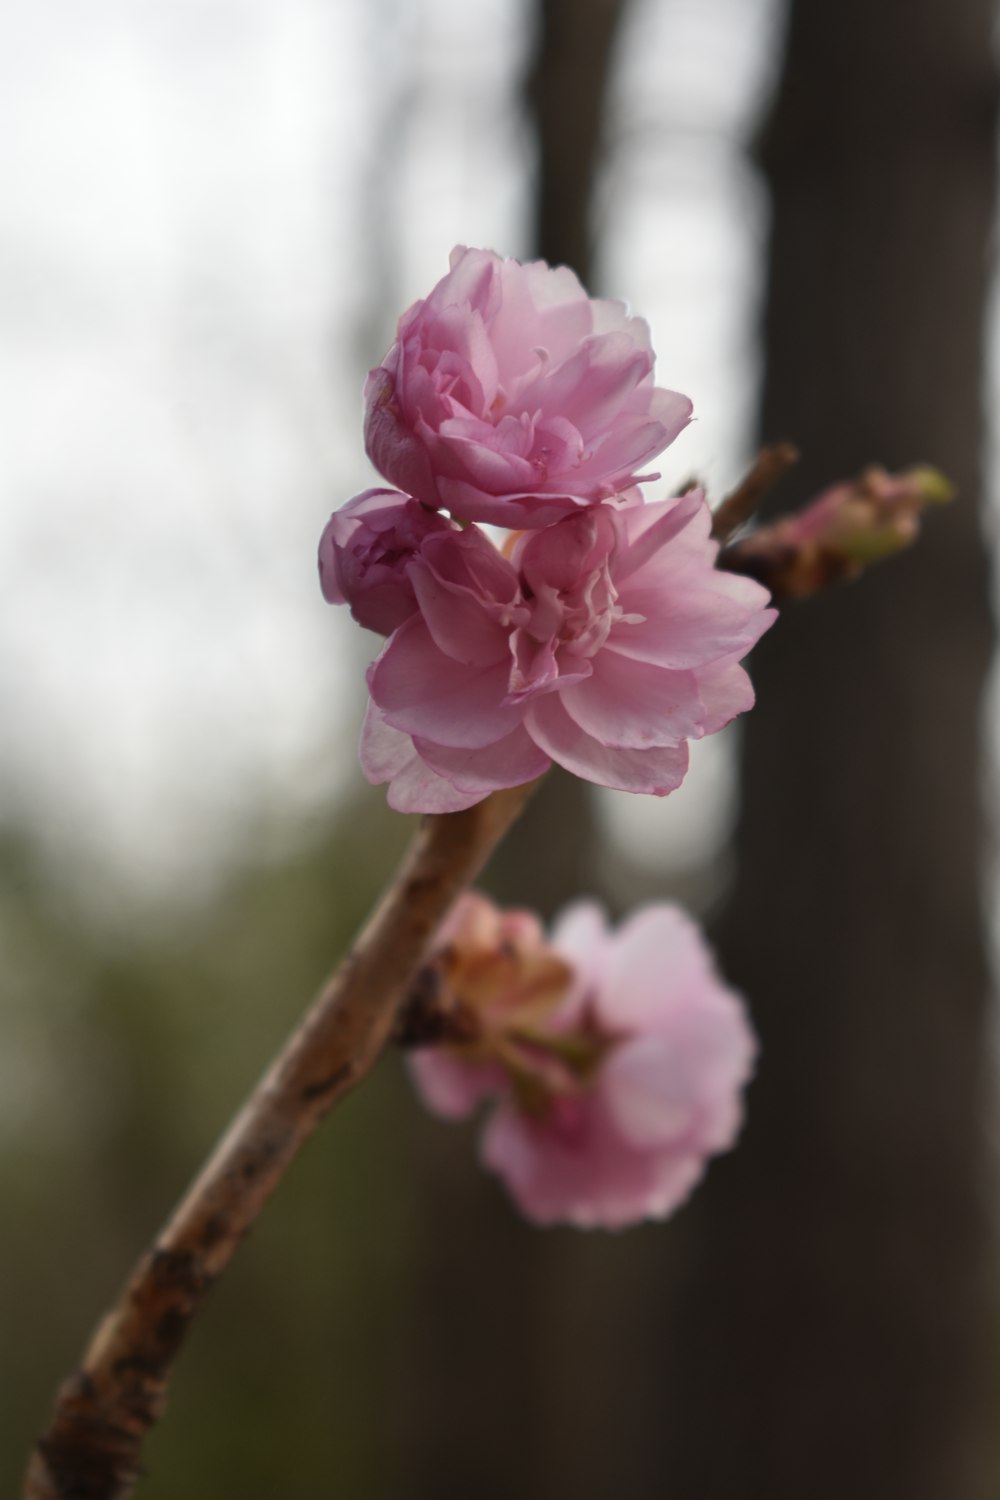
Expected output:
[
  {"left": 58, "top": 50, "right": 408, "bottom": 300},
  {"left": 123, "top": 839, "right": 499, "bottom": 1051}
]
[{"left": 658, "top": 4, "right": 999, "bottom": 1497}]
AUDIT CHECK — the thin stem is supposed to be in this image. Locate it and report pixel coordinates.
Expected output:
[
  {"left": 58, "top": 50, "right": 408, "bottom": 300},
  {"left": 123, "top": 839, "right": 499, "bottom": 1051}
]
[
  {"left": 24, "top": 781, "right": 538, "bottom": 1500},
  {"left": 711, "top": 441, "right": 800, "bottom": 543}
]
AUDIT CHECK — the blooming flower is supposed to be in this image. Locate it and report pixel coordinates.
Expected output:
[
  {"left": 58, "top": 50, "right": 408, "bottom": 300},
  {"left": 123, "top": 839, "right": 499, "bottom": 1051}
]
[
  {"left": 363, "top": 246, "right": 693, "bottom": 529},
  {"left": 406, "top": 893, "right": 756, "bottom": 1229},
  {"left": 361, "top": 488, "right": 775, "bottom": 813}
]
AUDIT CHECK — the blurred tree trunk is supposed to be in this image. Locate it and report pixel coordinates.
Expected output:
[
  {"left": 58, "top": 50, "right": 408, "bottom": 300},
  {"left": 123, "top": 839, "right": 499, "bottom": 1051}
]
[
  {"left": 525, "top": 0, "right": 628, "bottom": 287},
  {"left": 395, "top": 6, "right": 635, "bottom": 1498},
  {"left": 489, "top": 0, "right": 630, "bottom": 913},
  {"left": 658, "top": 4, "right": 999, "bottom": 1497}
]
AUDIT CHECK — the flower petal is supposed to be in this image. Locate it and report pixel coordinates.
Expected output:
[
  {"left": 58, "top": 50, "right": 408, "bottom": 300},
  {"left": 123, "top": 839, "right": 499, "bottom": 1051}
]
[
  {"left": 369, "top": 618, "right": 523, "bottom": 749},
  {"left": 412, "top": 726, "right": 551, "bottom": 794},
  {"left": 525, "top": 694, "right": 690, "bottom": 795},
  {"left": 559, "top": 650, "right": 705, "bottom": 749},
  {"left": 481, "top": 1093, "right": 699, "bottom": 1230},
  {"left": 359, "top": 705, "right": 484, "bottom": 813},
  {"left": 408, "top": 1050, "right": 506, "bottom": 1120}
]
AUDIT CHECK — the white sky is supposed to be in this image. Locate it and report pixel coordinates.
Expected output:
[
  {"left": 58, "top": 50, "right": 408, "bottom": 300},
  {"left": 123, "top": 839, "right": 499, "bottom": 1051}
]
[{"left": 0, "top": 0, "right": 860, "bottom": 904}]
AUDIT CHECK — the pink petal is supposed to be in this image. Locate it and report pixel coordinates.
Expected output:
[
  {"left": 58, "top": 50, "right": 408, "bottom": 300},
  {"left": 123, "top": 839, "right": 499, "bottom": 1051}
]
[
  {"left": 696, "top": 661, "right": 757, "bottom": 734},
  {"left": 640, "top": 1151, "right": 714, "bottom": 1221},
  {"left": 359, "top": 701, "right": 413, "bottom": 781},
  {"left": 559, "top": 650, "right": 706, "bottom": 750},
  {"left": 517, "top": 507, "right": 617, "bottom": 595},
  {"left": 519, "top": 332, "right": 651, "bottom": 432},
  {"left": 524, "top": 694, "right": 690, "bottom": 795},
  {"left": 421, "top": 526, "right": 520, "bottom": 605},
  {"left": 409, "top": 560, "right": 510, "bottom": 666},
  {"left": 619, "top": 486, "right": 713, "bottom": 558},
  {"left": 599, "top": 905, "right": 717, "bottom": 1030},
  {"left": 413, "top": 725, "right": 551, "bottom": 794},
  {"left": 589, "top": 297, "right": 647, "bottom": 342},
  {"left": 548, "top": 901, "right": 609, "bottom": 1023},
  {"left": 408, "top": 1050, "right": 506, "bottom": 1121},
  {"left": 424, "top": 423, "right": 539, "bottom": 495},
  {"left": 613, "top": 490, "right": 705, "bottom": 583},
  {"left": 645, "top": 385, "right": 695, "bottom": 443},
  {"left": 434, "top": 245, "right": 500, "bottom": 318},
  {"left": 481, "top": 1094, "right": 690, "bottom": 1230},
  {"left": 610, "top": 582, "right": 775, "bottom": 671},
  {"left": 434, "top": 480, "right": 591, "bottom": 529},
  {"left": 386, "top": 759, "right": 484, "bottom": 815},
  {"left": 600, "top": 1037, "right": 701, "bottom": 1147},
  {"left": 565, "top": 433, "right": 661, "bottom": 495},
  {"left": 602, "top": 999, "right": 756, "bottom": 1156},
  {"left": 424, "top": 305, "right": 500, "bottom": 410},
  {"left": 369, "top": 618, "right": 524, "bottom": 749},
  {"left": 359, "top": 705, "right": 484, "bottom": 814},
  {"left": 363, "top": 366, "right": 440, "bottom": 506}
]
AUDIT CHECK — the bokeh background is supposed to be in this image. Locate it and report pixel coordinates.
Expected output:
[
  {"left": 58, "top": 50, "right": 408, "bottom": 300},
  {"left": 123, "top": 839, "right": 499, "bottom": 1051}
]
[{"left": 3, "top": 1, "right": 999, "bottom": 1496}]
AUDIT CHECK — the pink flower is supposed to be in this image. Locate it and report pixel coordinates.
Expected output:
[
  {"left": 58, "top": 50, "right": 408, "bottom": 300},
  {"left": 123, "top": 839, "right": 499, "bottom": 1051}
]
[
  {"left": 318, "top": 487, "right": 455, "bottom": 635},
  {"left": 362, "top": 488, "right": 775, "bottom": 813},
  {"left": 363, "top": 246, "right": 693, "bottom": 529},
  {"left": 407, "top": 895, "right": 756, "bottom": 1230}
]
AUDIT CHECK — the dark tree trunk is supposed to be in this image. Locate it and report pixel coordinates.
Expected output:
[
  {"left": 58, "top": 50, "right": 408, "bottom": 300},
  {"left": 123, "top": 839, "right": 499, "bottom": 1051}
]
[
  {"left": 658, "top": 4, "right": 1000, "bottom": 1497},
  {"left": 394, "top": 7, "right": 635, "bottom": 1498},
  {"left": 525, "top": 0, "right": 630, "bottom": 283}
]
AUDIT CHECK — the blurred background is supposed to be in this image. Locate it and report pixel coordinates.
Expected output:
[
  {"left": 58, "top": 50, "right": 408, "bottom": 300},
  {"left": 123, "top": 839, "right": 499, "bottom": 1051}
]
[{"left": 3, "top": 0, "right": 999, "bottom": 1495}]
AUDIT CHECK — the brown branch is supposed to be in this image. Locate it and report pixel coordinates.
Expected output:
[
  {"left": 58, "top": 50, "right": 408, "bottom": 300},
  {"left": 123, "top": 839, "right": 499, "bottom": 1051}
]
[
  {"left": 24, "top": 782, "right": 538, "bottom": 1500},
  {"left": 710, "top": 441, "right": 800, "bottom": 543}
]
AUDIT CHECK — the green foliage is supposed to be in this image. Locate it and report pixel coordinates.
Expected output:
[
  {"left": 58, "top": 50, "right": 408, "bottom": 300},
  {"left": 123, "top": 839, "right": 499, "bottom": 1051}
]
[{"left": 0, "top": 793, "right": 432, "bottom": 1499}]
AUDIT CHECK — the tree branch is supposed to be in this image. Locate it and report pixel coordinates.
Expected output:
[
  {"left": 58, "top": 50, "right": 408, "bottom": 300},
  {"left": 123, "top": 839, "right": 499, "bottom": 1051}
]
[
  {"left": 710, "top": 441, "right": 800, "bottom": 543},
  {"left": 24, "top": 781, "right": 538, "bottom": 1500}
]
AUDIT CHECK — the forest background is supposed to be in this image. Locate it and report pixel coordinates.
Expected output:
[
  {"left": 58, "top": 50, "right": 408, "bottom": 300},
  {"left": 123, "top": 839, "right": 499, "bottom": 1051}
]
[{"left": 2, "top": 1, "right": 998, "bottom": 1496}]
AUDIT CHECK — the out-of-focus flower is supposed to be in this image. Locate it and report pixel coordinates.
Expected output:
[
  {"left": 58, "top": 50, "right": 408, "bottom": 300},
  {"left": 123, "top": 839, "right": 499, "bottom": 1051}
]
[
  {"left": 317, "top": 487, "right": 455, "bottom": 635},
  {"left": 405, "top": 893, "right": 755, "bottom": 1230},
  {"left": 363, "top": 246, "right": 692, "bottom": 529},
  {"left": 720, "top": 464, "right": 953, "bottom": 601},
  {"left": 361, "top": 489, "right": 774, "bottom": 812}
]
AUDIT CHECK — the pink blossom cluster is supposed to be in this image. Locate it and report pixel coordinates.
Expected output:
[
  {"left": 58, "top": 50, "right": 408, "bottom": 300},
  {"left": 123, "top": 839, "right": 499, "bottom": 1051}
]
[
  {"left": 320, "top": 246, "right": 774, "bottom": 813},
  {"left": 362, "top": 245, "right": 693, "bottom": 527},
  {"left": 406, "top": 892, "right": 756, "bottom": 1229}
]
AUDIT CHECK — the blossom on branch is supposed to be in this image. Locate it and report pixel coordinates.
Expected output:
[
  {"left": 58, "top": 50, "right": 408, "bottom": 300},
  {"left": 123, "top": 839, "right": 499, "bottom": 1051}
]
[
  {"left": 322, "top": 248, "right": 773, "bottom": 811},
  {"left": 363, "top": 245, "right": 692, "bottom": 529},
  {"left": 404, "top": 893, "right": 755, "bottom": 1229},
  {"left": 360, "top": 490, "right": 774, "bottom": 812}
]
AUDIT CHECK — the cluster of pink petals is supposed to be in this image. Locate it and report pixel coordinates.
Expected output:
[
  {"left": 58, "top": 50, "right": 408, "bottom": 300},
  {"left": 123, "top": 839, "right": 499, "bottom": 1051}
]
[
  {"left": 320, "top": 246, "right": 775, "bottom": 812},
  {"left": 409, "top": 894, "right": 756, "bottom": 1229},
  {"left": 363, "top": 245, "right": 693, "bottom": 529},
  {"left": 351, "top": 488, "right": 773, "bottom": 812}
]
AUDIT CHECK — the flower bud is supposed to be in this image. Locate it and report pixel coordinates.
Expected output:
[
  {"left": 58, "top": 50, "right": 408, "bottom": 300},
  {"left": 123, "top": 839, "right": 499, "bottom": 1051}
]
[
  {"left": 318, "top": 488, "right": 454, "bottom": 635},
  {"left": 720, "top": 465, "right": 954, "bottom": 601}
]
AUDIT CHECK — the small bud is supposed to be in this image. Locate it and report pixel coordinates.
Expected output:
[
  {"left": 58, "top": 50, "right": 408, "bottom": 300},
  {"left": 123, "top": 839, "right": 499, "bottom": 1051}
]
[
  {"left": 318, "top": 488, "right": 454, "bottom": 635},
  {"left": 719, "top": 463, "right": 954, "bottom": 601}
]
